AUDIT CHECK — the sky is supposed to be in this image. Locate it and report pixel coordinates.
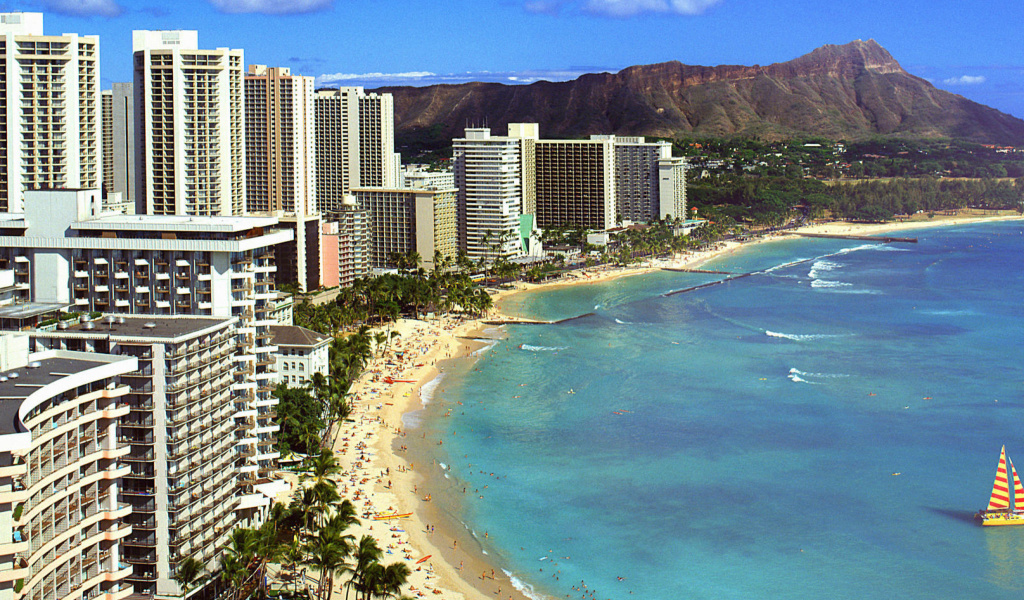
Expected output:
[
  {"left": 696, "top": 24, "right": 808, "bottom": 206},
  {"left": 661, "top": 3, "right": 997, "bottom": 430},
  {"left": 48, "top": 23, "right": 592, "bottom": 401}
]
[{"left": 8, "top": 0, "right": 1024, "bottom": 119}]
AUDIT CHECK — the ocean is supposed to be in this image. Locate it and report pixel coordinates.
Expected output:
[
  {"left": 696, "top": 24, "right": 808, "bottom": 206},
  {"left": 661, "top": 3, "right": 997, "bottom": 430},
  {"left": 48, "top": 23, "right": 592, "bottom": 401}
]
[{"left": 409, "top": 221, "right": 1024, "bottom": 600}]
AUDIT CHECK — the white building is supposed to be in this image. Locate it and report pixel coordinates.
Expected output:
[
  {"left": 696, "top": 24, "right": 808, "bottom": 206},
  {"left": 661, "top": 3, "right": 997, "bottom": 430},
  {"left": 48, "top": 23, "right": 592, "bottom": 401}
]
[
  {"left": 270, "top": 325, "right": 330, "bottom": 389},
  {"left": 402, "top": 165, "right": 455, "bottom": 191},
  {"left": 658, "top": 156, "right": 688, "bottom": 221},
  {"left": 315, "top": 87, "right": 399, "bottom": 214},
  {"left": 0, "top": 13, "right": 101, "bottom": 214},
  {"left": 453, "top": 127, "right": 531, "bottom": 261},
  {"left": 0, "top": 189, "right": 292, "bottom": 498},
  {"left": 32, "top": 317, "right": 265, "bottom": 597},
  {"left": 0, "top": 334, "right": 137, "bottom": 600},
  {"left": 101, "top": 83, "right": 135, "bottom": 213},
  {"left": 132, "top": 30, "right": 245, "bottom": 217}
]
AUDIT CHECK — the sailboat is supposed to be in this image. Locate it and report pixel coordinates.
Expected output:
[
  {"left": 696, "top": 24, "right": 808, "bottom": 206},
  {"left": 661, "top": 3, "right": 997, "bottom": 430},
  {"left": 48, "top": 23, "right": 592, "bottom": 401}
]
[{"left": 976, "top": 445, "right": 1024, "bottom": 526}]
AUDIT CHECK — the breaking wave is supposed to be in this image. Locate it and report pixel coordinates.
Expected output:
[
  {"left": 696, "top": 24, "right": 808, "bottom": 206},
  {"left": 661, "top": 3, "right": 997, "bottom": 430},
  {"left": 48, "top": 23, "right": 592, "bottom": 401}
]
[
  {"left": 789, "top": 368, "right": 849, "bottom": 379},
  {"left": 504, "top": 570, "right": 545, "bottom": 600},
  {"left": 520, "top": 344, "right": 568, "bottom": 352},
  {"left": 766, "top": 330, "right": 845, "bottom": 341},
  {"left": 419, "top": 373, "right": 445, "bottom": 405}
]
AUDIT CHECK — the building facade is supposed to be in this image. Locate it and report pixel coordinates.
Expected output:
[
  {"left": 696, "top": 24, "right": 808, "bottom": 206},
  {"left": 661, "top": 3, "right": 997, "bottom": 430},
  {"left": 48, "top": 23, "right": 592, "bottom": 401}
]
[
  {"left": 243, "top": 65, "right": 315, "bottom": 216},
  {"left": 321, "top": 201, "right": 369, "bottom": 289},
  {"left": 32, "top": 317, "right": 267, "bottom": 598},
  {"left": 0, "top": 190, "right": 291, "bottom": 507},
  {"left": 593, "top": 135, "right": 672, "bottom": 223},
  {"left": 101, "top": 83, "right": 135, "bottom": 213},
  {"left": 314, "top": 87, "right": 399, "bottom": 214},
  {"left": 0, "top": 13, "right": 101, "bottom": 214},
  {"left": 452, "top": 128, "right": 524, "bottom": 261},
  {"left": 353, "top": 187, "right": 458, "bottom": 270},
  {"left": 534, "top": 138, "right": 616, "bottom": 231},
  {"left": 269, "top": 325, "right": 330, "bottom": 389},
  {"left": 0, "top": 336, "right": 136, "bottom": 600},
  {"left": 132, "top": 30, "right": 245, "bottom": 217},
  {"left": 658, "top": 156, "right": 688, "bottom": 221}
]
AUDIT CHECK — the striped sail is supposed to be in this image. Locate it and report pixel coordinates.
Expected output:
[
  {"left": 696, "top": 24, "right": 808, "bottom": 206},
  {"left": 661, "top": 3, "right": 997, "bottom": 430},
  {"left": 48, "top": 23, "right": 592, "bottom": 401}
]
[
  {"left": 1012, "top": 459, "right": 1024, "bottom": 511},
  {"left": 987, "top": 445, "right": 1011, "bottom": 511}
]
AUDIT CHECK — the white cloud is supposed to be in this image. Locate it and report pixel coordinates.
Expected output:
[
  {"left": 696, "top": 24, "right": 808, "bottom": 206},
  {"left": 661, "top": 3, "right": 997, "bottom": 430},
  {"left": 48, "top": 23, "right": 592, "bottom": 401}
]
[
  {"left": 942, "top": 75, "right": 986, "bottom": 85},
  {"left": 316, "top": 67, "right": 607, "bottom": 88},
  {"left": 42, "top": 0, "right": 122, "bottom": 17},
  {"left": 210, "top": 0, "right": 331, "bottom": 14},
  {"left": 522, "top": 0, "right": 722, "bottom": 16},
  {"left": 318, "top": 71, "right": 438, "bottom": 85}
]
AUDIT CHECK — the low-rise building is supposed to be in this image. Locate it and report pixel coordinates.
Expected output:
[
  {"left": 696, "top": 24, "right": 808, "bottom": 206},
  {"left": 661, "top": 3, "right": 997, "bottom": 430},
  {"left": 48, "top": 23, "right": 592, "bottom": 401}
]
[{"left": 270, "top": 325, "right": 330, "bottom": 389}]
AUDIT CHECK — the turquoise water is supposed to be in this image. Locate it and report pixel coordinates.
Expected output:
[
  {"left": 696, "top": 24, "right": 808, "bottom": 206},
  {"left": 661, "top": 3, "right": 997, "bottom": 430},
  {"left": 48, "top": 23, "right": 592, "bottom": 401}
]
[{"left": 416, "top": 221, "right": 1024, "bottom": 600}]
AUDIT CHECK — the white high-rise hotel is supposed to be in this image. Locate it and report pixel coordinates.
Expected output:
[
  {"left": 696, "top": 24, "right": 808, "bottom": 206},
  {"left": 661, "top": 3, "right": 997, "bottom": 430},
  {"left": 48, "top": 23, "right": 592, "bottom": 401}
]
[
  {"left": 0, "top": 13, "right": 101, "bottom": 214},
  {"left": 132, "top": 30, "right": 245, "bottom": 216}
]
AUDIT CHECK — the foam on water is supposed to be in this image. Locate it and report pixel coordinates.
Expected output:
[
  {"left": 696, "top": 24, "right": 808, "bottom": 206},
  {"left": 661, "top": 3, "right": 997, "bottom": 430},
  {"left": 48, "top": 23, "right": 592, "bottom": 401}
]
[
  {"left": 504, "top": 569, "right": 545, "bottom": 600},
  {"left": 419, "top": 373, "right": 445, "bottom": 405},
  {"left": 765, "top": 330, "right": 845, "bottom": 341},
  {"left": 519, "top": 344, "right": 568, "bottom": 352}
]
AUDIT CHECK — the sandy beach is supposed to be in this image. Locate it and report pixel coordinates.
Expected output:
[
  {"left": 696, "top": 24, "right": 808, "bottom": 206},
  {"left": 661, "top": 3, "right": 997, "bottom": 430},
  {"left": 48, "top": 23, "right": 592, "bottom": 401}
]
[{"left": 286, "top": 211, "right": 1022, "bottom": 600}]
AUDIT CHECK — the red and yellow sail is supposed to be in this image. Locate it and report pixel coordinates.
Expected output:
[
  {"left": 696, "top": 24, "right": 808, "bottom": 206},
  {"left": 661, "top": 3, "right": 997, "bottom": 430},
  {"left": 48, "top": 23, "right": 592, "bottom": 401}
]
[
  {"left": 987, "top": 445, "right": 1012, "bottom": 511},
  {"left": 978, "top": 445, "right": 1024, "bottom": 526}
]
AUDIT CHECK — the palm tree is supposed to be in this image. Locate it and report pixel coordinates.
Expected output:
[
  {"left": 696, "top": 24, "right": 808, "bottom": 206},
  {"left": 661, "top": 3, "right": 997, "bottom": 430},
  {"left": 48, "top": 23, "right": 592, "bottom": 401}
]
[
  {"left": 345, "top": 535, "right": 382, "bottom": 600},
  {"left": 174, "top": 556, "right": 206, "bottom": 595},
  {"left": 301, "top": 448, "right": 343, "bottom": 490},
  {"left": 304, "top": 528, "right": 352, "bottom": 600}
]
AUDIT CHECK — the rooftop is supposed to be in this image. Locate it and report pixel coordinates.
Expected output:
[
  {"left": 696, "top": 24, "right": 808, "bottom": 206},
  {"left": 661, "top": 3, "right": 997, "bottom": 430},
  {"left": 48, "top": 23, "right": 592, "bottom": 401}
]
[
  {"left": 0, "top": 355, "right": 125, "bottom": 435},
  {"left": 0, "top": 303, "right": 66, "bottom": 320},
  {"left": 72, "top": 213, "right": 280, "bottom": 233},
  {"left": 48, "top": 315, "right": 236, "bottom": 341},
  {"left": 270, "top": 325, "right": 330, "bottom": 348}
]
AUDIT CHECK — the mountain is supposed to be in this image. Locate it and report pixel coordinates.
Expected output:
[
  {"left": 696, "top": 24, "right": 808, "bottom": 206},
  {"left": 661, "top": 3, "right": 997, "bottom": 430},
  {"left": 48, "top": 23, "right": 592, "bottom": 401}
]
[{"left": 373, "top": 40, "right": 1024, "bottom": 147}]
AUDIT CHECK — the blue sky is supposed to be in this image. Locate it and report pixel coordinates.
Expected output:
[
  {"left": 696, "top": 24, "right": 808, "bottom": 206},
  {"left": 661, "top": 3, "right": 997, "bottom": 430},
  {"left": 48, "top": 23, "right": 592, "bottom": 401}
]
[{"left": 12, "top": 0, "right": 1024, "bottom": 119}]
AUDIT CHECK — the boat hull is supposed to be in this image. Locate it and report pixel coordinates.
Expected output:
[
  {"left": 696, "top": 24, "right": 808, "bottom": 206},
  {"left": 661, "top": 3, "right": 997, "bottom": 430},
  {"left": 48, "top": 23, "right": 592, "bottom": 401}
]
[{"left": 976, "top": 510, "right": 1024, "bottom": 526}]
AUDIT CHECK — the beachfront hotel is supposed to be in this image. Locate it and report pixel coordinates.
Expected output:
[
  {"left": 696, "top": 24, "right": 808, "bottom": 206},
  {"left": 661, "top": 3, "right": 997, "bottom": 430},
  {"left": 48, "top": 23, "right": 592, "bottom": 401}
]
[
  {"left": 132, "top": 30, "right": 245, "bottom": 217},
  {"left": 270, "top": 324, "right": 330, "bottom": 389},
  {"left": 0, "top": 190, "right": 290, "bottom": 510},
  {"left": 31, "top": 316, "right": 270, "bottom": 597},
  {"left": 0, "top": 333, "right": 136, "bottom": 600},
  {"left": 352, "top": 186, "right": 459, "bottom": 271},
  {"left": 315, "top": 87, "right": 400, "bottom": 214},
  {"left": 593, "top": 135, "right": 673, "bottom": 223},
  {"left": 453, "top": 126, "right": 534, "bottom": 261},
  {"left": 534, "top": 137, "right": 617, "bottom": 231},
  {"left": 658, "top": 155, "right": 688, "bottom": 221},
  {"left": 0, "top": 13, "right": 101, "bottom": 214}
]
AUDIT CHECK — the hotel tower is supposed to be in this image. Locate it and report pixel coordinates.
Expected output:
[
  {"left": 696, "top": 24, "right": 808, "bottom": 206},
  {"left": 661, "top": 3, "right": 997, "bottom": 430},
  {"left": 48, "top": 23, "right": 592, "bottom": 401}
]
[
  {"left": 0, "top": 13, "right": 101, "bottom": 214},
  {"left": 132, "top": 30, "right": 245, "bottom": 216}
]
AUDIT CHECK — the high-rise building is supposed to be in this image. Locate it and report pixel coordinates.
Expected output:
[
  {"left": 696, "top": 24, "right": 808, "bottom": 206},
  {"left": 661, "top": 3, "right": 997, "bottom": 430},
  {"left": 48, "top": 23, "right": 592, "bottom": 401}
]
[
  {"left": 101, "top": 83, "right": 135, "bottom": 212},
  {"left": 244, "top": 65, "right": 320, "bottom": 292},
  {"left": 534, "top": 138, "right": 616, "bottom": 231},
  {"left": 0, "top": 13, "right": 101, "bottom": 213},
  {"left": 32, "top": 317, "right": 254, "bottom": 598},
  {"left": 452, "top": 127, "right": 526, "bottom": 261},
  {"left": 0, "top": 334, "right": 136, "bottom": 600},
  {"left": 132, "top": 30, "right": 244, "bottom": 216},
  {"left": 0, "top": 190, "right": 291, "bottom": 508},
  {"left": 314, "top": 87, "right": 399, "bottom": 213},
  {"left": 658, "top": 156, "right": 688, "bottom": 221},
  {"left": 592, "top": 135, "right": 672, "bottom": 223},
  {"left": 321, "top": 198, "right": 369, "bottom": 288},
  {"left": 353, "top": 187, "right": 458, "bottom": 270},
  {"left": 244, "top": 65, "right": 315, "bottom": 216}
]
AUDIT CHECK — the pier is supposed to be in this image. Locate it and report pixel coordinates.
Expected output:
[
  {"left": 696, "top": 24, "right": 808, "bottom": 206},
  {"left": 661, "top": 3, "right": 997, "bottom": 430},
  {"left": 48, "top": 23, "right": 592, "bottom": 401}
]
[
  {"left": 482, "top": 312, "right": 596, "bottom": 326},
  {"left": 784, "top": 232, "right": 918, "bottom": 243},
  {"left": 661, "top": 258, "right": 816, "bottom": 297},
  {"left": 662, "top": 268, "right": 735, "bottom": 275}
]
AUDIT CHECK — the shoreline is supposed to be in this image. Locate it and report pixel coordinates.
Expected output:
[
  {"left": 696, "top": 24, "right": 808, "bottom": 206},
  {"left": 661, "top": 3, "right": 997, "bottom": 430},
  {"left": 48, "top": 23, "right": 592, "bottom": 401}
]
[{"left": 292, "top": 212, "right": 1022, "bottom": 600}]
